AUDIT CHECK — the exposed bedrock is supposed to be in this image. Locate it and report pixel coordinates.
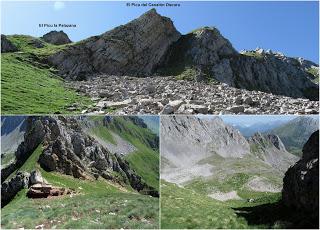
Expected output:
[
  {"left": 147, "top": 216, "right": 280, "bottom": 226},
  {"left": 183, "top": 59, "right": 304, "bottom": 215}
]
[
  {"left": 7, "top": 116, "right": 158, "bottom": 197},
  {"left": 48, "top": 9, "right": 180, "bottom": 79},
  {"left": 282, "top": 130, "right": 319, "bottom": 223},
  {"left": 160, "top": 28, "right": 319, "bottom": 100}
]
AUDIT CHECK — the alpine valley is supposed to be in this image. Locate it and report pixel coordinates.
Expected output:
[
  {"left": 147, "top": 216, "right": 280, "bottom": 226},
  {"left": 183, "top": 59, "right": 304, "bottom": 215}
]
[
  {"left": 1, "top": 9, "right": 319, "bottom": 115},
  {"left": 160, "top": 115, "right": 319, "bottom": 229},
  {"left": 1, "top": 115, "right": 160, "bottom": 229}
]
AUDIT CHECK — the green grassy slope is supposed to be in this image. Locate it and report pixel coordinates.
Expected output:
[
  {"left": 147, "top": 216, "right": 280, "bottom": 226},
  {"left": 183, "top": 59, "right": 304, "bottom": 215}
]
[
  {"left": 161, "top": 181, "right": 247, "bottom": 229},
  {"left": 88, "top": 116, "right": 160, "bottom": 190},
  {"left": 2, "top": 144, "right": 159, "bottom": 229},
  {"left": 1, "top": 35, "right": 92, "bottom": 114},
  {"left": 89, "top": 125, "right": 116, "bottom": 145},
  {"left": 161, "top": 181, "right": 286, "bottom": 229}
]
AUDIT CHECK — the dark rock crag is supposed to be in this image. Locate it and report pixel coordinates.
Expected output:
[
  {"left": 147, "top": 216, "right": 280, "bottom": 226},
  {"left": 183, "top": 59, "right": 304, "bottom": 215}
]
[
  {"left": 1, "top": 172, "right": 30, "bottom": 207},
  {"left": 42, "top": 30, "right": 72, "bottom": 45},
  {"left": 282, "top": 130, "right": 319, "bottom": 226},
  {"left": 1, "top": 35, "right": 18, "bottom": 53}
]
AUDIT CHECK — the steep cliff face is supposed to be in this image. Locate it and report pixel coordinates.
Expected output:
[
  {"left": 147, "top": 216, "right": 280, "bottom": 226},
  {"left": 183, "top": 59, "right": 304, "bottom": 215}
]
[
  {"left": 161, "top": 116, "right": 250, "bottom": 168},
  {"left": 159, "top": 27, "right": 318, "bottom": 100},
  {"left": 282, "top": 130, "right": 319, "bottom": 223},
  {"left": 248, "top": 132, "right": 299, "bottom": 172},
  {"left": 48, "top": 9, "right": 181, "bottom": 79},
  {"left": 230, "top": 51, "right": 318, "bottom": 100}
]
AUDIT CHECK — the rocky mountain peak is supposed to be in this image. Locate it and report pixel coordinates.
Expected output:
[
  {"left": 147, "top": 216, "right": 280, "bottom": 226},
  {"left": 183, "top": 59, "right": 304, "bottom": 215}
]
[
  {"left": 42, "top": 30, "right": 71, "bottom": 45},
  {"left": 47, "top": 9, "right": 318, "bottom": 100},
  {"left": 249, "top": 132, "right": 286, "bottom": 151},
  {"left": 248, "top": 132, "right": 298, "bottom": 172},
  {"left": 49, "top": 10, "right": 180, "bottom": 79},
  {"left": 161, "top": 26, "right": 237, "bottom": 69},
  {"left": 161, "top": 116, "right": 250, "bottom": 168}
]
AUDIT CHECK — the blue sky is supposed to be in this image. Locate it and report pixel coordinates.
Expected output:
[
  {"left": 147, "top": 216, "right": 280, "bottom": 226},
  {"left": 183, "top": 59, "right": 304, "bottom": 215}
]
[
  {"left": 220, "top": 115, "right": 296, "bottom": 127},
  {"left": 220, "top": 115, "right": 319, "bottom": 127},
  {"left": 1, "top": 1, "right": 319, "bottom": 62}
]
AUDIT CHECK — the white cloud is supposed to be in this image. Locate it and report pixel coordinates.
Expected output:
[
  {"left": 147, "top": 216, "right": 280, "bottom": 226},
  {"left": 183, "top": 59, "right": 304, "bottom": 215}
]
[{"left": 54, "top": 1, "right": 65, "bottom": 11}]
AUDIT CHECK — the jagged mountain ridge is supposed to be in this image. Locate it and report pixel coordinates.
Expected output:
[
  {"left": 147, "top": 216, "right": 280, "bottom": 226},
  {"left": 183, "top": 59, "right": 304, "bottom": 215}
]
[
  {"left": 45, "top": 9, "right": 318, "bottom": 100},
  {"left": 161, "top": 116, "right": 298, "bottom": 189},
  {"left": 1, "top": 116, "right": 158, "bottom": 198}
]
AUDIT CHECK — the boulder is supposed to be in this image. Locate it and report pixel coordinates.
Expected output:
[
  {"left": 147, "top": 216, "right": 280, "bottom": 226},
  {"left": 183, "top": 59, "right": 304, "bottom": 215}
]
[
  {"left": 42, "top": 31, "right": 71, "bottom": 45},
  {"left": 29, "top": 170, "right": 47, "bottom": 185},
  {"left": 1, "top": 35, "right": 18, "bottom": 53},
  {"left": 282, "top": 130, "right": 319, "bottom": 223}
]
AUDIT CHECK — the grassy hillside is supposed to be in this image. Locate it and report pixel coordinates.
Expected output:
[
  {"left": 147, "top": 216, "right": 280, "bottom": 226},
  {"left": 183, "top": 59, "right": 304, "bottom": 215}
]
[
  {"left": 161, "top": 181, "right": 301, "bottom": 229},
  {"left": 1, "top": 35, "right": 92, "bottom": 114},
  {"left": 87, "top": 116, "right": 159, "bottom": 190},
  {"left": 1, "top": 144, "right": 159, "bottom": 229}
]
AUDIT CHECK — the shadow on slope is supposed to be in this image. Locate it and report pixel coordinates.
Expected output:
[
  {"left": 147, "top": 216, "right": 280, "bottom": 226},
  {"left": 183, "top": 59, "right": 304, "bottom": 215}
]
[{"left": 233, "top": 200, "right": 319, "bottom": 229}]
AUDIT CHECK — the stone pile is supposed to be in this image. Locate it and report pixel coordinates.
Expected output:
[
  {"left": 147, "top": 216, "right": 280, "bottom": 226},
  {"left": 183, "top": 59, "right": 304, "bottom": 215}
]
[{"left": 66, "top": 75, "right": 319, "bottom": 115}]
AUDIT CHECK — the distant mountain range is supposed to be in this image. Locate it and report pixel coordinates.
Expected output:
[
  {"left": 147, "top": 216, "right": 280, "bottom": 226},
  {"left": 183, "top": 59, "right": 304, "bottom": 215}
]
[
  {"left": 269, "top": 116, "right": 319, "bottom": 156},
  {"left": 229, "top": 119, "right": 289, "bottom": 137},
  {"left": 227, "top": 116, "right": 319, "bottom": 156}
]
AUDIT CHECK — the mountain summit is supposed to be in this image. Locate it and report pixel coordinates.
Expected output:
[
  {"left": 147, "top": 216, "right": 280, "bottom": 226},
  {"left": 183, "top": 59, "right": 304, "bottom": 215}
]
[
  {"left": 49, "top": 9, "right": 181, "bottom": 79},
  {"left": 48, "top": 9, "right": 318, "bottom": 100}
]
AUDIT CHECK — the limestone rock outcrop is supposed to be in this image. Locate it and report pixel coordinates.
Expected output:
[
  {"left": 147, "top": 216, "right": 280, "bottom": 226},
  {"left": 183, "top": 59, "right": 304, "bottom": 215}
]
[
  {"left": 48, "top": 9, "right": 181, "bottom": 80},
  {"left": 14, "top": 116, "right": 158, "bottom": 196},
  {"left": 160, "top": 28, "right": 318, "bottom": 100},
  {"left": 1, "top": 35, "right": 18, "bottom": 53},
  {"left": 282, "top": 130, "right": 319, "bottom": 222},
  {"left": 42, "top": 31, "right": 71, "bottom": 45}
]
